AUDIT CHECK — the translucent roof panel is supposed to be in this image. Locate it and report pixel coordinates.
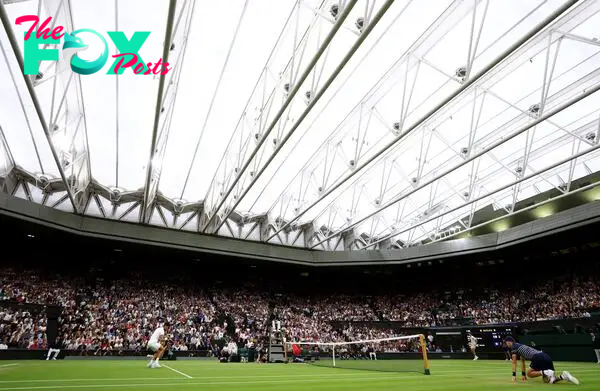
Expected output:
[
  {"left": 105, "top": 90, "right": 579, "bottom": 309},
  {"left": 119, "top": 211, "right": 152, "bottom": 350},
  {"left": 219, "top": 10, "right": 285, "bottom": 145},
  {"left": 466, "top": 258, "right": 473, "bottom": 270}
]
[{"left": 1, "top": 0, "right": 600, "bottom": 251}]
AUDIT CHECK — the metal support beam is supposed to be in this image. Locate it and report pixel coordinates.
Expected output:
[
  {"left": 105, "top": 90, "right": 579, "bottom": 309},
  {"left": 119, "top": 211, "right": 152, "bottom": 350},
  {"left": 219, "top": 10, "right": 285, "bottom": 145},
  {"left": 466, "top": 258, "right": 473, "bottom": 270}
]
[
  {"left": 0, "top": 123, "right": 15, "bottom": 177},
  {"left": 259, "top": 217, "right": 271, "bottom": 242},
  {"left": 64, "top": 0, "right": 93, "bottom": 213},
  {"left": 267, "top": 0, "right": 580, "bottom": 243},
  {"left": 201, "top": 0, "right": 361, "bottom": 233},
  {"left": 303, "top": 223, "right": 316, "bottom": 249},
  {"left": 1, "top": 0, "right": 35, "bottom": 4},
  {"left": 312, "top": 82, "right": 600, "bottom": 248},
  {"left": 197, "top": 205, "right": 218, "bottom": 233},
  {"left": 212, "top": 0, "right": 396, "bottom": 235},
  {"left": 373, "top": 142, "right": 600, "bottom": 249},
  {"left": 431, "top": 180, "right": 600, "bottom": 246},
  {"left": 140, "top": 0, "right": 180, "bottom": 223},
  {"left": 0, "top": 169, "right": 18, "bottom": 196},
  {"left": 290, "top": 227, "right": 303, "bottom": 246},
  {"left": 0, "top": 0, "right": 83, "bottom": 212}
]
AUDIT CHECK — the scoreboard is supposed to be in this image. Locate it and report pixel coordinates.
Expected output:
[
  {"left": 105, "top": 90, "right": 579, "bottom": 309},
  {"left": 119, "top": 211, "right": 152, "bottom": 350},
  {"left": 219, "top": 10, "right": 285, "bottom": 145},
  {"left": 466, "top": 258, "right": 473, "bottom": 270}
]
[
  {"left": 432, "top": 326, "right": 515, "bottom": 353},
  {"left": 465, "top": 326, "right": 515, "bottom": 351}
]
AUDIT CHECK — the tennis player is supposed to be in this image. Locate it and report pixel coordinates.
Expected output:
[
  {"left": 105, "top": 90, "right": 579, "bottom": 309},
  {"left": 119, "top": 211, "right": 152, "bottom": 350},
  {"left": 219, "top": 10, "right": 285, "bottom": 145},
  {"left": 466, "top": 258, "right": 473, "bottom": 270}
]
[
  {"left": 504, "top": 336, "right": 579, "bottom": 385},
  {"left": 467, "top": 332, "right": 478, "bottom": 360},
  {"left": 147, "top": 322, "right": 170, "bottom": 369}
]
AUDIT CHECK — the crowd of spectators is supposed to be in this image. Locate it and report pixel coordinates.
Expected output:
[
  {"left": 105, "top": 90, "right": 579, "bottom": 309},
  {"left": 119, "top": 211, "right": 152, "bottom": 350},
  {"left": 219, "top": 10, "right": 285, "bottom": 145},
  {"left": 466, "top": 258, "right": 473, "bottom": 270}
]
[
  {"left": 1, "top": 270, "right": 267, "bottom": 354},
  {"left": 57, "top": 280, "right": 222, "bottom": 355},
  {"left": 1, "top": 268, "right": 599, "bottom": 351},
  {"left": 374, "top": 294, "right": 436, "bottom": 327},
  {"left": 211, "top": 287, "right": 270, "bottom": 343},
  {"left": 425, "top": 277, "right": 599, "bottom": 326},
  {"left": 0, "top": 308, "right": 47, "bottom": 350}
]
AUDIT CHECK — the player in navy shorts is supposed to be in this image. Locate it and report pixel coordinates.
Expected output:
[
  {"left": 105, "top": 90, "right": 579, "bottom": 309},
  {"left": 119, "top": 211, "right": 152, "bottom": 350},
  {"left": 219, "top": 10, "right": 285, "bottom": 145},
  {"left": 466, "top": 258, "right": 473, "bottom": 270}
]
[
  {"left": 504, "top": 337, "right": 579, "bottom": 385},
  {"left": 502, "top": 341, "right": 511, "bottom": 361}
]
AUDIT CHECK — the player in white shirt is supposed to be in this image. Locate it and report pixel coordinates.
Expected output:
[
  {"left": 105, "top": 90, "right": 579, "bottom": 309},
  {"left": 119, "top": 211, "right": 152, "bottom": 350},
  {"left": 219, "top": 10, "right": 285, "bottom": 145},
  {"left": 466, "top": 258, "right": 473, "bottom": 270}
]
[
  {"left": 467, "top": 332, "right": 479, "bottom": 361},
  {"left": 147, "top": 322, "right": 170, "bottom": 369}
]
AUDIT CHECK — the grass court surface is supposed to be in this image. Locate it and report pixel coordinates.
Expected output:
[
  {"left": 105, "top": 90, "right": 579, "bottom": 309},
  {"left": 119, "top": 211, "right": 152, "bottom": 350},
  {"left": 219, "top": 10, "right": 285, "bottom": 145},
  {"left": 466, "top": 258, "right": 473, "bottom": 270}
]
[{"left": 0, "top": 359, "right": 598, "bottom": 390}]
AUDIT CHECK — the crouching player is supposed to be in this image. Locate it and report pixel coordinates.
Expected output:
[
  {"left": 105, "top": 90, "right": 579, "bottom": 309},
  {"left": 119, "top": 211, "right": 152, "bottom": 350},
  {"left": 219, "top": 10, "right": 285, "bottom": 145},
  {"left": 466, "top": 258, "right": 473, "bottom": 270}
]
[
  {"left": 147, "top": 322, "right": 170, "bottom": 369},
  {"left": 504, "top": 336, "right": 579, "bottom": 385},
  {"left": 46, "top": 345, "right": 61, "bottom": 360}
]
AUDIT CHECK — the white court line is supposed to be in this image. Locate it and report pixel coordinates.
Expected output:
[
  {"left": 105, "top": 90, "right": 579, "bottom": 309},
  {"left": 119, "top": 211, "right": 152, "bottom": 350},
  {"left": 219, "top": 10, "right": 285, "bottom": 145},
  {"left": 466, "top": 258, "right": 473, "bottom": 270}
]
[
  {"left": 0, "top": 378, "right": 184, "bottom": 384},
  {"left": 0, "top": 373, "right": 399, "bottom": 384},
  {"left": 0, "top": 375, "right": 407, "bottom": 390},
  {"left": 0, "top": 372, "right": 411, "bottom": 384},
  {"left": 0, "top": 365, "right": 596, "bottom": 385},
  {"left": 0, "top": 364, "right": 18, "bottom": 368},
  {"left": 162, "top": 364, "right": 193, "bottom": 379}
]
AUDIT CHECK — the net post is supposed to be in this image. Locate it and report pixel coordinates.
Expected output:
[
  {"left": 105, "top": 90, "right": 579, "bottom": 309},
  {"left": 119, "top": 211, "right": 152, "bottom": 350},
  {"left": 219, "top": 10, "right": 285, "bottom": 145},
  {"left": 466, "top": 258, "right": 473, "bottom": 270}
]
[
  {"left": 332, "top": 344, "right": 336, "bottom": 367},
  {"left": 283, "top": 337, "right": 287, "bottom": 362},
  {"left": 419, "top": 334, "right": 431, "bottom": 375}
]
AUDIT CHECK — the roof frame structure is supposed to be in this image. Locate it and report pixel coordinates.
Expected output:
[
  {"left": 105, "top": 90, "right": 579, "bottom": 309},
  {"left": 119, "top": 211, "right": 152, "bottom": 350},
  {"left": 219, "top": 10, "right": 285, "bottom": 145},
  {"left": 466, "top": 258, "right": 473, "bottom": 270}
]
[
  {"left": 198, "top": 0, "right": 366, "bottom": 233},
  {"left": 357, "top": 88, "right": 600, "bottom": 250},
  {"left": 0, "top": 124, "right": 15, "bottom": 176},
  {"left": 0, "top": 124, "right": 17, "bottom": 196},
  {"left": 2, "top": 0, "right": 600, "bottom": 252},
  {"left": 207, "top": 0, "right": 396, "bottom": 235},
  {"left": 0, "top": 0, "right": 93, "bottom": 214},
  {"left": 267, "top": 0, "right": 583, "bottom": 244},
  {"left": 140, "top": 0, "right": 195, "bottom": 224},
  {"left": 305, "top": 3, "right": 600, "bottom": 248}
]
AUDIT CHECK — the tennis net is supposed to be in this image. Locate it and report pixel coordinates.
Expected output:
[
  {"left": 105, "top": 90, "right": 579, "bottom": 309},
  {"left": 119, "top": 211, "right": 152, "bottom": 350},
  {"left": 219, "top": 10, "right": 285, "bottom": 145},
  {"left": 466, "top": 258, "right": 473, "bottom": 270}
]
[{"left": 285, "top": 334, "right": 430, "bottom": 374}]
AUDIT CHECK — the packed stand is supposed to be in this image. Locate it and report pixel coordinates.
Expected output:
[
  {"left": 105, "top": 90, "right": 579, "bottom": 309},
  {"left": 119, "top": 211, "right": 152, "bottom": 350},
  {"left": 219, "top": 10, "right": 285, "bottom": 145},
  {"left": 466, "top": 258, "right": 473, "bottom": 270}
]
[
  {"left": 0, "top": 307, "right": 47, "bottom": 350},
  {"left": 58, "top": 280, "right": 221, "bottom": 355},
  {"left": 272, "top": 296, "right": 341, "bottom": 343},
  {"left": 0, "top": 269, "right": 269, "bottom": 354},
  {"left": 374, "top": 294, "right": 436, "bottom": 327},
  {"left": 1, "top": 268, "right": 599, "bottom": 352},
  {"left": 0, "top": 269, "right": 74, "bottom": 306},
  {"left": 211, "top": 287, "right": 270, "bottom": 344}
]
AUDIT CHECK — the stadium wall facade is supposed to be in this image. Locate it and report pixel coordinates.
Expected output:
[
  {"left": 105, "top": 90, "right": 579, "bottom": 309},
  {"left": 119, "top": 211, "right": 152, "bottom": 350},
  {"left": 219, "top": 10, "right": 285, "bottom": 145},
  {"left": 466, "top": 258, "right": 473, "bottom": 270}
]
[{"left": 1, "top": 192, "right": 600, "bottom": 266}]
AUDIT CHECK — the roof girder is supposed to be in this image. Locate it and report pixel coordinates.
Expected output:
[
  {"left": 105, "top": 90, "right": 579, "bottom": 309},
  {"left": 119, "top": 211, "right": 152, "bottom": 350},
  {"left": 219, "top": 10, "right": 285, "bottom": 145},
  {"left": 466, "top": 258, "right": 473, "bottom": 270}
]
[
  {"left": 140, "top": 0, "right": 196, "bottom": 223},
  {"left": 0, "top": 0, "right": 93, "bottom": 214},
  {"left": 208, "top": 0, "right": 396, "bottom": 235},
  {"left": 198, "top": 0, "right": 363, "bottom": 233},
  {"left": 266, "top": 0, "right": 585, "bottom": 244}
]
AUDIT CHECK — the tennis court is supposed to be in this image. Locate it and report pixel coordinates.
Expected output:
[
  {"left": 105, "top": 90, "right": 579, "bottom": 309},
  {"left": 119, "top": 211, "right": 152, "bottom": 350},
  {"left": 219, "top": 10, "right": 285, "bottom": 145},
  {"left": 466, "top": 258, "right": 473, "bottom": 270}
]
[{"left": 0, "top": 360, "right": 598, "bottom": 390}]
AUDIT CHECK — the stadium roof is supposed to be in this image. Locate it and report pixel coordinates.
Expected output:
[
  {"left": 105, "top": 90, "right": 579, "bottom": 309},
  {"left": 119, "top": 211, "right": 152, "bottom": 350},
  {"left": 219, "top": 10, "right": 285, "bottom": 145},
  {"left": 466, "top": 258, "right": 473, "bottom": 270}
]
[{"left": 1, "top": 0, "right": 600, "bottom": 251}]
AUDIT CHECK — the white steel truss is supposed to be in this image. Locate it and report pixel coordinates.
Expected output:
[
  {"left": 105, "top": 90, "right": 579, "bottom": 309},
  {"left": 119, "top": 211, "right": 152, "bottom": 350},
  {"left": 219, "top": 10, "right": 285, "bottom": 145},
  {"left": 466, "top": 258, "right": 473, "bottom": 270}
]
[
  {"left": 140, "top": 0, "right": 195, "bottom": 223},
  {"left": 348, "top": 90, "right": 600, "bottom": 250},
  {"left": 2, "top": 0, "right": 600, "bottom": 252},
  {"left": 207, "top": 0, "right": 399, "bottom": 236},
  {"left": 197, "top": 0, "right": 400, "bottom": 233},
  {"left": 1, "top": 0, "right": 93, "bottom": 214},
  {"left": 264, "top": 0, "right": 594, "bottom": 246},
  {"left": 304, "top": 1, "right": 600, "bottom": 248}
]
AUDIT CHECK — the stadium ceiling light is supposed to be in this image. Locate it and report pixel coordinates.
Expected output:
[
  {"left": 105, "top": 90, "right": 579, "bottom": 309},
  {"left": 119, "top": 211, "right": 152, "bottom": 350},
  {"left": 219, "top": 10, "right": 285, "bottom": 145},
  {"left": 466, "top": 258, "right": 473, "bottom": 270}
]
[
  {"left": 533, "top": 205, "right": 555, "bottom": 219},
  {"left": 492, "top": 220, "right": 510, "bottom": 233},
  {"left": 582, "top": 187, "right": 600, "bottom": 202},
  {"left": 26, "top": 234, "right": 34, "bottom": 238}
]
